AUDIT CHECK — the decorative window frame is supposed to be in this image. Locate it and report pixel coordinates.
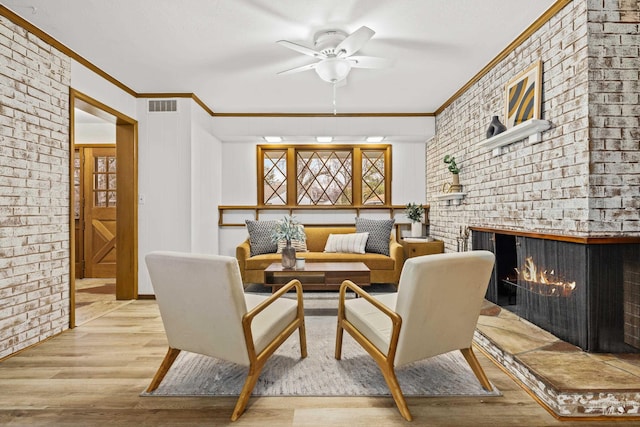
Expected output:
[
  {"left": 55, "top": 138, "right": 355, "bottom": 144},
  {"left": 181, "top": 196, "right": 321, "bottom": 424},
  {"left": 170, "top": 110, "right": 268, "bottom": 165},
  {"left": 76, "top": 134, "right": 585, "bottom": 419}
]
[{"left": 257, "top": 144, "right": 392, "bottom": 208}]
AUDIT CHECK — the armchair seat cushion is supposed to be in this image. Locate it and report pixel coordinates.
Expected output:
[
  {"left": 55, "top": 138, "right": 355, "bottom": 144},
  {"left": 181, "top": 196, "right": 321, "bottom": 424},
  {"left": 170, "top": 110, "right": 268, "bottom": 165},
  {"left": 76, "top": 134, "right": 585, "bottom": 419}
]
[
  {"left": 344, "top": 294, "right": 397, "bottom": 354},
  {"left": 245, "top": 294, "right": 298, "bottom": 355}
]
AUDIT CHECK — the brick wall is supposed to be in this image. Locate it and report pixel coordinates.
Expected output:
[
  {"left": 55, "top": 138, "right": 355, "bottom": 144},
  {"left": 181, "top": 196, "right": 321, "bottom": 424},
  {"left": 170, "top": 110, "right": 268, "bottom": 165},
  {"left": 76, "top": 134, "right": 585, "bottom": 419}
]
[
  {"left": 428, "top": 0, "right": 639, "bottom": 250},
  {"left": 0, "top": 16, "right": 71, "bottom": 358},
  {"left": 587, "top": 0, "right": 640, "bottom": 234}
]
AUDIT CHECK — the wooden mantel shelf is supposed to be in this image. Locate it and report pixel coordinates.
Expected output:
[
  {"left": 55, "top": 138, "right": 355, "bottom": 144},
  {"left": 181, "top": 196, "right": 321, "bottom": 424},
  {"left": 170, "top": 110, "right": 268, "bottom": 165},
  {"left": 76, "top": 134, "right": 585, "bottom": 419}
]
[
  {"left": 469, "top": 226, "right": 640, "bottom": 244},
  {"left": 477, "top": 119, "right": 551, "bottom": 156}
]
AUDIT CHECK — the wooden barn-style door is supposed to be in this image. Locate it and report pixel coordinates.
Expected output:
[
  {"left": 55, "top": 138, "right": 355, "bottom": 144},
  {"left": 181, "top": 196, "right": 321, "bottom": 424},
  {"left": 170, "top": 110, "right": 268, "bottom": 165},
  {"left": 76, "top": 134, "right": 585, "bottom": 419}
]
[{"left": 75, "top": 145, "right": 117, "bottom": 278}]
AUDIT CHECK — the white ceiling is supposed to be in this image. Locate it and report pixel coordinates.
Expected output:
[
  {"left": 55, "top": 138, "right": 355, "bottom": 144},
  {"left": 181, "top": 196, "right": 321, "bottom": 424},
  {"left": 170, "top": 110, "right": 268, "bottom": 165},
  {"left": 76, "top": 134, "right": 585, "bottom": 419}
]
[{"left": 5, "top": 0, "right": 558, "bottom": 115}]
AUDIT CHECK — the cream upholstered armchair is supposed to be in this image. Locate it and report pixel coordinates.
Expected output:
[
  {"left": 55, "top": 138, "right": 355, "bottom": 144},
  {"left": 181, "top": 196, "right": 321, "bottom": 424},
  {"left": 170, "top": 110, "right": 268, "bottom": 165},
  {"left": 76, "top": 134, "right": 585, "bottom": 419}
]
[
  {"left": 335, "top": 251, "right": 495, "bottom": 421},
  {"left": 145, "top": 251, "right": 307, "bottom": 421}
]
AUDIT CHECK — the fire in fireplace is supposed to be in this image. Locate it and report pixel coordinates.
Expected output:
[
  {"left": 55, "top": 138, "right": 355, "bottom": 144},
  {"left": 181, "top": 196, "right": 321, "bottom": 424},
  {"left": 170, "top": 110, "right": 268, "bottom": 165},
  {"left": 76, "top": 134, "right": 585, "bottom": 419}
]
[{"left": 515, "top": 256, "right": 577, "bottom": 297}]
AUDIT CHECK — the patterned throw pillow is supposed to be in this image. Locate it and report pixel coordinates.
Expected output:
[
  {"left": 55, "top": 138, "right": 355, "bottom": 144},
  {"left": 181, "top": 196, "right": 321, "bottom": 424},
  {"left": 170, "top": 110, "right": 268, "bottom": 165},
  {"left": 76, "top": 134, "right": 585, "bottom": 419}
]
[
  {"left": 245, "top": 220, "right": 278, "bottom": 256},
  {"left": 324, "top": 232, "right": 369, "bottom": 254},
  {"left": 355, "top": 217, "right": 395, "bottom": 256}
]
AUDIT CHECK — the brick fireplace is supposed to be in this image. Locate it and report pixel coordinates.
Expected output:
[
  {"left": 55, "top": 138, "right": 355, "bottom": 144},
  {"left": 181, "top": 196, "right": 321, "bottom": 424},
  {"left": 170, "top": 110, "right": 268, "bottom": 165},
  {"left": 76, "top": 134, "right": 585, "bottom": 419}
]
[{"left": 472, "top": 227, "right": 640, "bottom": 353}]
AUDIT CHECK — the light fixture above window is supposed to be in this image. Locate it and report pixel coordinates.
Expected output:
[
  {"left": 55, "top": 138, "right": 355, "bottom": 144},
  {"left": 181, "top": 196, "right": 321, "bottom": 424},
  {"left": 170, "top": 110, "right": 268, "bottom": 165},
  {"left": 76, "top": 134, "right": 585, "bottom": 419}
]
[
  {"left": 366, "top": 136, "right": 385, "bottom": 142},
  {"left": 263, "top": 136, "right": 282, "bottom": 143},
  {"left": 316, "top": 136, "right": 333, "bottom": 143}
]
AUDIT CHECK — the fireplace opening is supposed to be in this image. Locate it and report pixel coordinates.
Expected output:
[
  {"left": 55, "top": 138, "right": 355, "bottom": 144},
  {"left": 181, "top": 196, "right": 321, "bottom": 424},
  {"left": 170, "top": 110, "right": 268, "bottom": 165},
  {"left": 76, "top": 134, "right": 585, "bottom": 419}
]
[{"left": 495, "top": 234, "right": 517, "bottom": 307}]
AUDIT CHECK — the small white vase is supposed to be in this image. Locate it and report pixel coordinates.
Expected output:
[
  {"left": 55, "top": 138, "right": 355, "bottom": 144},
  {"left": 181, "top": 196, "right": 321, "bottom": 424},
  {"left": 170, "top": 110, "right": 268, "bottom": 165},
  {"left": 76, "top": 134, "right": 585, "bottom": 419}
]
[{"left": 411, "top": 222, "right": 422, "bottom": 237}]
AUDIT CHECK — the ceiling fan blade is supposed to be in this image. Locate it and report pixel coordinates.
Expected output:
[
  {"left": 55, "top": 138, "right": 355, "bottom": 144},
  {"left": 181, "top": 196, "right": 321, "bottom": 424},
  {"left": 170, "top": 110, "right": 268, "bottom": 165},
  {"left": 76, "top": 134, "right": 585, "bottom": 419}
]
[
  {"left": 348, "top": 56, "right": 393, "bottom": 69},
  {"left": 277, "top": 40, "right": 326, "bottom": 59},
  {"left": 335, "top": 26, "right": 375, "bottom": 57},
  {"left": 277, "top": 62, "right": 319, "bottom": 75}
]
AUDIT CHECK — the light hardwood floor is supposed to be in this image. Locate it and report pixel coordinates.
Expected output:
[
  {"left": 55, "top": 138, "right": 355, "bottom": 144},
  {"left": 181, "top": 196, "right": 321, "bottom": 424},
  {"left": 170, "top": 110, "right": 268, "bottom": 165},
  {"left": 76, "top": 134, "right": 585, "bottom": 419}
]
[
  {"left": 0, "top": 300, "right": 620, "bottom": 426},
  {"left": 75, "top": 278, "right": 133, "bottom": 326}
]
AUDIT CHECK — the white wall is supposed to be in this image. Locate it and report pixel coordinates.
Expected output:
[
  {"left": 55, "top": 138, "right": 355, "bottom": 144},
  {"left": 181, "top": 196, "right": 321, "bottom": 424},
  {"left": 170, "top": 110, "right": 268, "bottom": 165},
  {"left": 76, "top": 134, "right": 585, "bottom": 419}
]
[
  {"left": 211, "top": 116, "right": 435, "bottom": 142},
  {"left": 137, "top": 98, "right": 193, "bottom": 294},
  {"left": 191, "top": 104, "right": 222, "bottom": 254},
  {"left": 70, "top": 60, "right": 137, "bottom": 119},
  {"left": 70, "top": 59, "right": 223, "bottom": 295},
  {"left": 75, "top": 122, "right": 116, "bottom": 143}
]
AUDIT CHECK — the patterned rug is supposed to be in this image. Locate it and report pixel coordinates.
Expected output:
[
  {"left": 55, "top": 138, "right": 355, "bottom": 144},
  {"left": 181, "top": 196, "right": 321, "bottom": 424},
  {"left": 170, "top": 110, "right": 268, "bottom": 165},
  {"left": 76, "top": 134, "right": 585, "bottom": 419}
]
[{"left": 142, "top": 315, "right": 500, "bottom": 398}]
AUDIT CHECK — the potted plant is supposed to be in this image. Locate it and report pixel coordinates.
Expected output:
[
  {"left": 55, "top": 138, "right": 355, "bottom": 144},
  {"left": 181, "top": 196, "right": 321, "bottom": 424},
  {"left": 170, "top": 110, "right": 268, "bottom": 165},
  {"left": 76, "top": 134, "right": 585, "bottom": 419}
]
[
  {"left": 405, "top": 203, "right": 425, "bottom": 237},
  {"left": 271, "top": 215, "right": 305, "bottom": 269},
  {"left": 443, "top": 155, "right": 462, "bottom": 193}
]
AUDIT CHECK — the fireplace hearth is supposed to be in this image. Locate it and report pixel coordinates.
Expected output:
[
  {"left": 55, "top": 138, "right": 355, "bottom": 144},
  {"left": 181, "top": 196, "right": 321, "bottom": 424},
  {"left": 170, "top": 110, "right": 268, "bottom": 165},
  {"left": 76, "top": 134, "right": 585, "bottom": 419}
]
[{"left": 472, "top": 228, "right": 640, "bottom": 353}]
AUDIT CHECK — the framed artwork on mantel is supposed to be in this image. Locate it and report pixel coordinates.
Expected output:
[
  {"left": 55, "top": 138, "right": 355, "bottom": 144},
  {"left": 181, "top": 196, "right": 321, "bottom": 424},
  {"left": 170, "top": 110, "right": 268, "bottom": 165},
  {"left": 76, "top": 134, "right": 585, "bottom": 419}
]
[{"left": 505, "top": 60, "right": 542, "bottom": 128}]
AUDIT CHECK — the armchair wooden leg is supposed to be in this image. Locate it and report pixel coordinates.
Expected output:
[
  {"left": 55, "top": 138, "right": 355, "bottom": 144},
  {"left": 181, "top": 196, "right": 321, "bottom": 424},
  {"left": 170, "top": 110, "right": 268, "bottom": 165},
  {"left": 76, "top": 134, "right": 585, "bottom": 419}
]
[
  {"left": 146, "top": 347, "right": 181, "bottom": 392},
  {"left": 378, "top": 362, "right": 412, "bottom": 422},
  {"left": 231, "top": 364, "right": 263, "bottom": 421},
  {"left": 298, "top": 320, "right": 308, "bottom": 358},
  {"left": 460, "top": 347, "right": 493, "bottom": 391},
  {"left": 335, "top": 318, "right": 344, "bottom": 360}
]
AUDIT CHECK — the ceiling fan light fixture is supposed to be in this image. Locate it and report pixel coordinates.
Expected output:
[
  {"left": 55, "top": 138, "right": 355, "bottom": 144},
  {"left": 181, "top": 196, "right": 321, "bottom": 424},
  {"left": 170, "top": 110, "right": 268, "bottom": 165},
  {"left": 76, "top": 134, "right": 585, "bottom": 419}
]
[{"left": 314, "top": 58, "right": 352, "bottom": 83}]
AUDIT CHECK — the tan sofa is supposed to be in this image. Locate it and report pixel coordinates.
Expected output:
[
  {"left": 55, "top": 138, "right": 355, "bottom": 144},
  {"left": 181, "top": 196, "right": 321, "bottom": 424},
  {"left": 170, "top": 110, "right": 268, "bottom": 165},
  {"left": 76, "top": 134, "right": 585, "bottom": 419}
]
[{"left": 236, "top": 226, "right": 404, "bottom": 286}]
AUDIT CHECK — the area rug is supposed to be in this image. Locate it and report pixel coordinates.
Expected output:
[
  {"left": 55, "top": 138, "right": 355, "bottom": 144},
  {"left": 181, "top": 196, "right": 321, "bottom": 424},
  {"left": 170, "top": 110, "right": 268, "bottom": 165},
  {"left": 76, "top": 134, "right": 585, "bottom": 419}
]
[{"left": 142, "top": 315, "right": 500, "bottom": 398}]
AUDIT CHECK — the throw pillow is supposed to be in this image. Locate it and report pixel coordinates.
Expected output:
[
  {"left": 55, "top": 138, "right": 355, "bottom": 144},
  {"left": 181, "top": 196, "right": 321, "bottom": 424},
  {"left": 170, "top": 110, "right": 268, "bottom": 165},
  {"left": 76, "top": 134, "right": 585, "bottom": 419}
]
[
  {"left": 245, "top": 219, "right": 278, "bottom": 256},
  {"left": 324, "top": 232, "right": 369, "bottom": 254},
  {"left": 355, "top": 217, "right": 395, "bottom": 256},
  {"left": 276, "top": 226, "right": 308, "bottom": 253}
]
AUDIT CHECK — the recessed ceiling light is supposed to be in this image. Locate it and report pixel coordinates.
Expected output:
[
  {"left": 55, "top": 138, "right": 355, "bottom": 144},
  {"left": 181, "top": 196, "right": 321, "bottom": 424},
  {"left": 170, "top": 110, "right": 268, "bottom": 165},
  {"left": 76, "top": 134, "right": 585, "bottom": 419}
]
[
  {"left": 316, "top": 136, "right": 333, "bottom": 143},
  {"left": 263, "top": 136, "right": 282, "bottom": 143},
  {"left": 366, "top": 136, "right": 385, "bottom": 142}
]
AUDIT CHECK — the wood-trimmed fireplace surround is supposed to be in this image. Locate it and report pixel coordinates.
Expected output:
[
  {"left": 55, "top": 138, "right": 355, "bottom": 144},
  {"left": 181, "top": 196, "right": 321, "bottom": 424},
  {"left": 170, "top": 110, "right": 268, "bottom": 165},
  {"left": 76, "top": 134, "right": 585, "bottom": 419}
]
[{"left": 472, "top": 227, "right": 640, "bottom": 353}]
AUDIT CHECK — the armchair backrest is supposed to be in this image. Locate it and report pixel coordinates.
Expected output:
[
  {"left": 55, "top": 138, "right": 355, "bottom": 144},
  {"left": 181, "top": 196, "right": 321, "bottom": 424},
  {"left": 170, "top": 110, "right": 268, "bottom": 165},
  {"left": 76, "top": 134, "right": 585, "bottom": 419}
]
[
  {"left": 393, "top": 251, "right": 495, "bottom": 367},
  {"left": 145, "top": 251, "right": 251, "bottom": 365}
]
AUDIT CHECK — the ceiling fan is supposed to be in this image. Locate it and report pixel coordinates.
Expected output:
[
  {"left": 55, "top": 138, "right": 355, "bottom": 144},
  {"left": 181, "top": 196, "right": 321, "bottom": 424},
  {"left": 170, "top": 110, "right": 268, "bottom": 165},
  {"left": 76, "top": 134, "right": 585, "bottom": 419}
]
[{"left": 277, "top": 26, "right": 391, "bottom": 85}]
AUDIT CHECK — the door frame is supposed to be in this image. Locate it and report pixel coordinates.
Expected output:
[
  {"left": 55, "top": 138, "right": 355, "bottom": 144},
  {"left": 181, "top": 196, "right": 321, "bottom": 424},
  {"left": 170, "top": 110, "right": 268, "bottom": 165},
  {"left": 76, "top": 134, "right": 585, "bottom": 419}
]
[{"left": 69, "top": 89, "right": 138, "bottom": 328}]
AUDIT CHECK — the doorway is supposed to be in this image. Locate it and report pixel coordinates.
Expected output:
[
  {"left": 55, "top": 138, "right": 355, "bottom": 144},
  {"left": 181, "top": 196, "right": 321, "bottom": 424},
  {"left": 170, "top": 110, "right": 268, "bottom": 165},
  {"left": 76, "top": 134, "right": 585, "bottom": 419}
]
[{"left": 70, "top": 89, "right": 138, "bottom": 328}]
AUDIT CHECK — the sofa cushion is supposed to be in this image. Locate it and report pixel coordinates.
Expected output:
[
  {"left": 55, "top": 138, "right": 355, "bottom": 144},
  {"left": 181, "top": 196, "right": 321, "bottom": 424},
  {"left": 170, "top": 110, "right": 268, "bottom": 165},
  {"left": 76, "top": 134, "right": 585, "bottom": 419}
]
[
  {"left": 355, "top": 217, "right": 395, "bottom": 256},
  {"left": 245, "top": 220, "right": 278, "bottom": 256},
  {"left": 304, "top": 227, "right": 356, "bottom": 252},
  {"left": 324, "top": 232, "right": 369, "bottom": 254}
]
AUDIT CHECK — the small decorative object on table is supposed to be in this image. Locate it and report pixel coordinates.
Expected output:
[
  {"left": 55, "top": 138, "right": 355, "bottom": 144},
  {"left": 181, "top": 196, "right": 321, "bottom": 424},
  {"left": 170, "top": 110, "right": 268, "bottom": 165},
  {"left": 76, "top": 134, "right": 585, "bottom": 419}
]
[
  {"left": 272, "top": 215, "right": 305, "bottom": 269},
  {"left": 405, "top": 202, "right": 425, "bottom": 237},
  {"left": 486, "top": 116, "right": 507, "bottom": 138},
  {"left": 443, "top": 155, "right": 462, "bottom": 193}
]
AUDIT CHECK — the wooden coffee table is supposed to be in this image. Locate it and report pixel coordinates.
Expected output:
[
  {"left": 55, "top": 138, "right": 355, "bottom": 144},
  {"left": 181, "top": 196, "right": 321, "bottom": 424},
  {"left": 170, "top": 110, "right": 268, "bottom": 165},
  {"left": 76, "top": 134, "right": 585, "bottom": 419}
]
[{"left": 263, "top": 262, "right": 370, "bottom": 293}]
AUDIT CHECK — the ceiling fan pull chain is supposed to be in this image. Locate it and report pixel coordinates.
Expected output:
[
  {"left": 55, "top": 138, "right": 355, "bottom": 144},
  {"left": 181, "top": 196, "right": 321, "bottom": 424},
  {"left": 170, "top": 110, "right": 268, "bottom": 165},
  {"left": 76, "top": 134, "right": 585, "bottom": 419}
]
[{"left": 333, "top": 82, "right": 337, "bottom": 115}]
